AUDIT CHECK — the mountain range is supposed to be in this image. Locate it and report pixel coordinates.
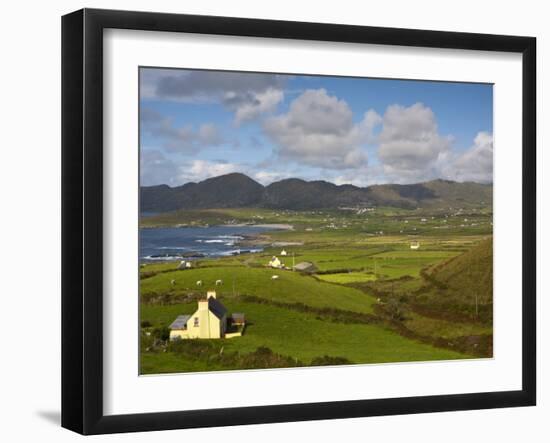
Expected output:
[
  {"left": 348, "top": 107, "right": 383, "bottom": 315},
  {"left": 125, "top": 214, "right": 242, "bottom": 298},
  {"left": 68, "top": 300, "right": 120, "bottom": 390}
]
[{"left": 140, "top": 173, "right": 492, "bottom": 213}]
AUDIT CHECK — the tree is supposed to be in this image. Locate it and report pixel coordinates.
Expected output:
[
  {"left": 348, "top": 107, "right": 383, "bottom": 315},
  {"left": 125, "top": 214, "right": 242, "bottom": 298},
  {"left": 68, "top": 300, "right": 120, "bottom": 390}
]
[{"left": 152, "top": 326, "right": 171, "bottom": 341}]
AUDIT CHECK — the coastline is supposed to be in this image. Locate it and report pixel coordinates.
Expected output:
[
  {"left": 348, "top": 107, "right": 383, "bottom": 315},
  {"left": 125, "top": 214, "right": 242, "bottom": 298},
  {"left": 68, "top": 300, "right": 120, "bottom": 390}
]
[
  {"left": 139, "top": 223, "right": 294, "bottom": 262},
  {"left": 231, "top": 223, "right": 294, "bottom": 230},
  {"left": 140, "top": 222, "right": 294, "bottom": 230}
]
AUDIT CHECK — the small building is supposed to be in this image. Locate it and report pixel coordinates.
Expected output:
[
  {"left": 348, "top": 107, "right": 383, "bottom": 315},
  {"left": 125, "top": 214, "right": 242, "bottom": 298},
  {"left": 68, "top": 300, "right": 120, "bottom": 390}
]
[
  {"left": 169, "top": 291, "right": 245, "bottom": 340},
  {"left": 231, "top": 313, "right": 246, "bottom": 326},
  {"left": 177, "top": 260, "right": 192, "bottom": 270},
  {"left": 280, "top": 249, "right": 288, "bottom": 256},
  {"left": 293, "top": 261, "right": 316, "bottom": 273},
  {"left": 169, "top": 314, "right": 191, "bottom": 332},
  {"left": 268, "top": 256, "right": 283, "bottom": 269}
]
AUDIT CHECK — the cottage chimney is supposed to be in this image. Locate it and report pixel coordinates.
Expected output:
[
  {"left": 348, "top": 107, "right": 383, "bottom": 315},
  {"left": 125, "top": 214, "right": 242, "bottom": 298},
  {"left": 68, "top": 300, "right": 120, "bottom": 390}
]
[
  {"left": 207, "top": 290, "right": 217, "bottom": 299},
  {"left": 198, "top": 299, "right": 209, "bottom": 311}
]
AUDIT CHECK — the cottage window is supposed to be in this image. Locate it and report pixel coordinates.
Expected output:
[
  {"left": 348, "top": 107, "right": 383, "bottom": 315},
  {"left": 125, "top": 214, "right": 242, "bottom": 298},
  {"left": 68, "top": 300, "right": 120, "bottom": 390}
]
[{"left": 194, "top": 317, "right": 199, "bottom": 327}]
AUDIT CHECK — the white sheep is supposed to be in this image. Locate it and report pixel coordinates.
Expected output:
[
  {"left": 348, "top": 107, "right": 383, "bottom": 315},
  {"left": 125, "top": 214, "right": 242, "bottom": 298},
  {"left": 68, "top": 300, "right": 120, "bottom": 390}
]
[
  {"left": 170, "top": 279, "right": 176, "bottom": 286},
  {"left": 215, "top": 279, "right": 223, "bottom": 286},
  {"left": 271, "top": 275, "right": 279, "bottom": 280},
  {"left": 196, "top": 280, "right": 203, "bottom": 286}
]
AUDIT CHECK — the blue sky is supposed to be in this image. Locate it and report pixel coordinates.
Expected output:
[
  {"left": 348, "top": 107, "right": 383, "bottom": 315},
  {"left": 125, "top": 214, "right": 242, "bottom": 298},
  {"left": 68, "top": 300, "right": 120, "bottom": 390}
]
[{"left": 140, "top": 68, "right": 493, "bottom": 187}]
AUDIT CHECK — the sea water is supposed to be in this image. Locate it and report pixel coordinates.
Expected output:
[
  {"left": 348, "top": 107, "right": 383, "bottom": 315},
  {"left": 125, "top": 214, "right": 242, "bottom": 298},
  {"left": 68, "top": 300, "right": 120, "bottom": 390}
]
[{"left": 139, "top": 225, "right": 276, "bottom": 262}]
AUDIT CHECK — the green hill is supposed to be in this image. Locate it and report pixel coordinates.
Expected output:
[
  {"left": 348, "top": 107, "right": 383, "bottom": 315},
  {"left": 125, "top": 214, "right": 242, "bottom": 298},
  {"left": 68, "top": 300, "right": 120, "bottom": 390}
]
[
  {"left": 365, "top": 179, "right": 492, "bottom": 209},
  {"left": 416, "top": 237, "right": 493, "bottom": 321},
  {"left": 140, "top": 173, "right": 493, "bottom": 213}
]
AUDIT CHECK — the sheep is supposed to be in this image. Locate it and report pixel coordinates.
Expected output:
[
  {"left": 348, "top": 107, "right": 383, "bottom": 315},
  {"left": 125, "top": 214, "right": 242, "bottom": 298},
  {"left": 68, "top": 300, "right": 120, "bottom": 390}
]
[
  {"left": 196, "top": 280, "right": 203, "bottom": 286},
  {"left": 271, "top": 275, "right": 279, "bottom": 280},
  {"left": 215, "top": 279, "right": 223, "bottom": 286},
  {"left": 170, "top": 279, "right": 176, "bottom": 286}
]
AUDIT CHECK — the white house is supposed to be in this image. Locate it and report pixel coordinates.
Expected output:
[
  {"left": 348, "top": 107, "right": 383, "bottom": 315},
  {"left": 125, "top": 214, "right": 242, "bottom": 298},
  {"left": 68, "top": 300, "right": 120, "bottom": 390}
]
[
  {"left": 177, "top": 260, "right": 192, "bottom": 270},
  {"left": 169, "top": 291, "right": 245, "bottom": 340},
  {"left": 268, "top": 256, "right": 283, "bottom": 269},
  {"left": 280, "top": 249, "right": 288, "bottom": 256}
]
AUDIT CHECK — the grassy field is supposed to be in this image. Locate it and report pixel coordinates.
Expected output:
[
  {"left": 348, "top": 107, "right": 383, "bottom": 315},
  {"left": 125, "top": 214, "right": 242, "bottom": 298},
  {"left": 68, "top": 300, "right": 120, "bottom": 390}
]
[
  {"left": 316, "top": 272, "right": 377, "bottom": 284},
  {"left": 139, "top": 206, "right": 493, "bottom": 374},
  {"left": 141, "top": 299, "right": 466, "bottom": 374},
  {"left": 141, "top": 266, "right": 377, "bottom": 314}
]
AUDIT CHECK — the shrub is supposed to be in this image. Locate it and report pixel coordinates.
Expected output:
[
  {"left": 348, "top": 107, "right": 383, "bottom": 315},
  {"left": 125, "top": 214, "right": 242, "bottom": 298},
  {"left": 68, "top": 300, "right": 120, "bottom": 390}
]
[
  {"left": 169, "top": 338, "right": 216, "bottom": 355},
  {"left": 166, "top": 341, "right": 303, "bottom": 370},
  {"left": 152, "top": 326, "right": 171, "bottom": 341},
  {"left": 384, "top": 296, "right": 408, "bottom": 321},
  {"left": 239, "top": 346, "right": 303, "bottom": 369}
]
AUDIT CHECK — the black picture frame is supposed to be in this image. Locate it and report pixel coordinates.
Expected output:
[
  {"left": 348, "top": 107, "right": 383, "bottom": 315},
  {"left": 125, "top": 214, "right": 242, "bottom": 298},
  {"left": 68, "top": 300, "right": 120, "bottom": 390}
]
[{"left": 61, "top": 8, "right": 536, "bottom": 435}]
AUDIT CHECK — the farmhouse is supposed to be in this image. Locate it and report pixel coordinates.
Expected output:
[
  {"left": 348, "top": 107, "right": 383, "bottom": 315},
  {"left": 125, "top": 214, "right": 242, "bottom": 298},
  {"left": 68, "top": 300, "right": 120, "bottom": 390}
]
[
  {"left": 169, "top": 291, "right": 245, "bottom": 340},
  {"left": 177, "top": 260, "right": 192, "bottom": 270},
  {"left": 268, "top": 256, "right": 284, "bottom": 269},
  {"left": 293, "top": 261, "right": 316, "bottom": 273}
]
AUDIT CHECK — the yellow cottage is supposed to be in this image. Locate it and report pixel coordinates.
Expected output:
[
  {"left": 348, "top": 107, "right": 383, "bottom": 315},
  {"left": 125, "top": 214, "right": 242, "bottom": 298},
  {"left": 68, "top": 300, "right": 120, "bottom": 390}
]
[{"left": 169, "top": 291, "right": 245, "bottom": 340}]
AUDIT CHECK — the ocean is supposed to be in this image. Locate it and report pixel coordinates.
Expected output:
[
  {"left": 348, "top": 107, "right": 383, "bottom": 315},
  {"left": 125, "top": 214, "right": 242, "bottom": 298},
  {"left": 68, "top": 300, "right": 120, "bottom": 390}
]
[{"left": 139, "top": 225, "right": 277, "bottom": 262}]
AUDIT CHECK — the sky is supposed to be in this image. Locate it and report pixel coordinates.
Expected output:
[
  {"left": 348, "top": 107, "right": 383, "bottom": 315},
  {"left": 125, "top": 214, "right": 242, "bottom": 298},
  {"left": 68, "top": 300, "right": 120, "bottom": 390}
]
[{"left": 139, "top": 67, "right": 493, "bottom": 188}]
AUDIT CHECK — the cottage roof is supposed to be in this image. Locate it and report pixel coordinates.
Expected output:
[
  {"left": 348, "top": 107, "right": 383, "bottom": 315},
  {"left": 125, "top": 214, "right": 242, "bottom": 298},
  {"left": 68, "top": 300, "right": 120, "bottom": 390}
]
[
  {"left": 169, "top": 315, "right": 191, "bottom": 330},
  {"left": 208, "top": 297, "right": 228, "bottom": 319}
]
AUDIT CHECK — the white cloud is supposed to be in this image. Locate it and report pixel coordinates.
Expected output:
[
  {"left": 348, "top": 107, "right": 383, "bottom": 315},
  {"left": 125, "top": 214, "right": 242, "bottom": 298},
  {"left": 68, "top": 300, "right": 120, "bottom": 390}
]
[
  {"left": 377, "top": 103, "right": 452, "bottom": 182},
  {"left": 363, "top": 109, "right": 383, "bottom": 140},
  {"left": 252, "top": 170, "right": 293, "bottom": 185},
  {"left": 443, "top": 131, "right": 493, "bottom": 183},
  {"left": 181, "top": 160, "right": 242, "bottom": 183},
  {"left": 232, "top": 88, "right": 284, "bottom": 125},
  {"left": 329, "top": 163, "right": 385, "bottom": 187},
  {"left": 263, "top": 89, "right": 379, "bottom": 170},
  {"left": 141, "top": 68, "right": 286, "bottom": 124}
]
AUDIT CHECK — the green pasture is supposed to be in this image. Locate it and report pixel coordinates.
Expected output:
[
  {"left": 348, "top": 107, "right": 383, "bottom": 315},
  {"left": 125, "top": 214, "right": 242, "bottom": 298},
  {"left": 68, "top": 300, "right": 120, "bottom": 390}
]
[
  {"left": 140, "top": 299, "right": 469, "bottom": 374},
  {"left": 140, "top": 240, "right": 465, "bottom": 285},
  {"left": 139, "top": 207, "right": 493, "bottom": 374},
  {"left": 140, "top": 266, "right": 377, "bottom": 314},
  {"left": 316, "top": 272, "right": 377, "bottom": 284},
  {"left": 404, "top": 312, "right": 493, "bottom": 339}
]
